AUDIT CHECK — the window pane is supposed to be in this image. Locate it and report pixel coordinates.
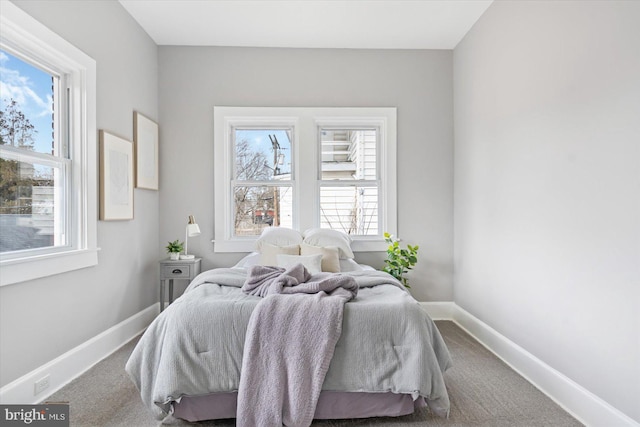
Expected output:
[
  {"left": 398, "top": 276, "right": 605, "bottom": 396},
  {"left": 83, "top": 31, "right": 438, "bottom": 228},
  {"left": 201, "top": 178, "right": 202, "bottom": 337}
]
[
  {"left": 0, "top": 158, "right": 64, "bottom": 252},
  {"left": 320, "top": 186, "right": 378, "bottom": 236},
  {"left": 234, "top": 185, "right": 293, "bottom": 236},
  {"left": 0, "top": 50, "right": 57, "bottom": 156},
  {"left": 320, "top": 129, "right": 377, "bottom": 180},
  {"left": 234, "top": 129, "right": 291, "bottom": 181}
]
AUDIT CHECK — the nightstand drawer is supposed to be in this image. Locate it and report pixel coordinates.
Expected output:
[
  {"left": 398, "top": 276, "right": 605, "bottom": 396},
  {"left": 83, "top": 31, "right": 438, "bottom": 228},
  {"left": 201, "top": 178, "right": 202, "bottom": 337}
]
[{"left": 161, "top": 265, "right": 191, "bottom": 279}]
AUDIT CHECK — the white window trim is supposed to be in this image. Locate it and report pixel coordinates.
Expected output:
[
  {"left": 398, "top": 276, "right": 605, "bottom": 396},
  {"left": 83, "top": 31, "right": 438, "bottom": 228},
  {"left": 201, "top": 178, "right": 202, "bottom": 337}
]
[
  {"left": 214, "top": 106, "right": 396, "bottom": 253},
  {"left": 0, "top": 2, "right": 98, "bottom": 286}
]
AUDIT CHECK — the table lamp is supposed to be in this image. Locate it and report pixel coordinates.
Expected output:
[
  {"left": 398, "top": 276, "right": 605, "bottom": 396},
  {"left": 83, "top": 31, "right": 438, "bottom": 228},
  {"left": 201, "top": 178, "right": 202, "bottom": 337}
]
[{"left": 180, "top": 215, "right": 200, "bottom": 260}]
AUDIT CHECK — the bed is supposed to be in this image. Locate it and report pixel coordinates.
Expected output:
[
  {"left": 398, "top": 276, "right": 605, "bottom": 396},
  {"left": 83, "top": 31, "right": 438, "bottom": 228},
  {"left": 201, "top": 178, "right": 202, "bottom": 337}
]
[{"left": 126, "top": 228, "right": 452, "bottom": 425}]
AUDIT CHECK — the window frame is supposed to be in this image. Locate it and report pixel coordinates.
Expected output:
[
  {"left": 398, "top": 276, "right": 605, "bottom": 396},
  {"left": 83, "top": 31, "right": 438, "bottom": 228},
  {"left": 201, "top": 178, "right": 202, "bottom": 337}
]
[
  {"left": 214, "top": 107, "right": 396, "bottom": 253},
  {"left": 0, "top": 2, "right": 98, "bottom": 286}
]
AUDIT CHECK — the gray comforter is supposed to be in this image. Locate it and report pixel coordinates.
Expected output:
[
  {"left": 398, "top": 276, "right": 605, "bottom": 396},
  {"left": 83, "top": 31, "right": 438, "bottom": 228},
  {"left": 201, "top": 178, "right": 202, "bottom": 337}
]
[{"left": 125, "top": 268, "right": 452, "bottom": 421}]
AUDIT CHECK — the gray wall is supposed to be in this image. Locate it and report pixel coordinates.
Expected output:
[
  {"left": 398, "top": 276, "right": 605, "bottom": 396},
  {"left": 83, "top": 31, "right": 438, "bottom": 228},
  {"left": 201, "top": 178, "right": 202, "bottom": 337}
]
[
  {"left": 0, "top": 1, "right": 159, "bottom": 387},
  {"left": 454, "top": 0, "right": 640, "bottom": 422},
  {"left": 158, "top": 47, "right": 454, "bottom": 302}
]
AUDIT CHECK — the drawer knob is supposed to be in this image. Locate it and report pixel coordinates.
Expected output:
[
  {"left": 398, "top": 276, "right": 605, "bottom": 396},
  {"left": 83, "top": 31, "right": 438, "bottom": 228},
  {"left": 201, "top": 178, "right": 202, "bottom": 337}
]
[{"left": 172, "top": 269, "right": 182, "bottom": 274}]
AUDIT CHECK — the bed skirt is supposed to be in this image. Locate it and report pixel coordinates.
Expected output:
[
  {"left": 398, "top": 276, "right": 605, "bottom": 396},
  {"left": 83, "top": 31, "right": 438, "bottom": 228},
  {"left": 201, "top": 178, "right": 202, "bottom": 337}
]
[{"left": 172, "top": 391, "right": 427, "bottom": 422}]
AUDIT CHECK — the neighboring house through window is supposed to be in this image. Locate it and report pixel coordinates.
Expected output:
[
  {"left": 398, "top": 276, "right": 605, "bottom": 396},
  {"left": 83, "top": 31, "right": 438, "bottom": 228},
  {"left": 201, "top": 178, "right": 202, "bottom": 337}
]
[
  {"left": 0, "top": 2, "right": 97, "bottom": 285},
  {"left": 214, "top": 106, "right": 397, "bottom": 252}
]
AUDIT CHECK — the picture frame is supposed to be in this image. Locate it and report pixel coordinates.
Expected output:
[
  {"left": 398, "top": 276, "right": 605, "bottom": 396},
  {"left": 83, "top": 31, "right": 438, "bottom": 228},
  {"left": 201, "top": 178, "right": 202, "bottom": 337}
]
[
  {"left": 133, "top": 111, "right": 159, "bottom": 190},
  {"left": 99, "top": 130, "right": 134, "bottom": 220}
]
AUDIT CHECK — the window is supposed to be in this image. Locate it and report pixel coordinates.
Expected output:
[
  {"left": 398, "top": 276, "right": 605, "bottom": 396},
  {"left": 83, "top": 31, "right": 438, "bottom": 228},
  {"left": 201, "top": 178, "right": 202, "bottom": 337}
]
[
  {"left": 0, "top": 53, "right": 65, "bottom": 252},
  {"left": 0, "top": 2, "right": 97, "bottom": 286},
  {"left": 214, "top": 107, "right": 396, "bottom": 252},
  {"left": 319, "top": 128, "right": 379, "bottom": 236},
  {"left": 233, "top": 128, "right": 294, "bottom": 236}
]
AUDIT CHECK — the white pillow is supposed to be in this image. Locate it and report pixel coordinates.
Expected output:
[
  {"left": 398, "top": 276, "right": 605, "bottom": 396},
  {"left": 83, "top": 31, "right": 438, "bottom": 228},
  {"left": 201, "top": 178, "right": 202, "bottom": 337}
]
[
  {"left": 300, "top": 242, "right": 340, "bottom": 273},
  {"left": 339, "top": 258, "right": 366, "bottom": 272},
  {"left": 256, "top": 227, "right": 303, "bottom": 251},
  {"left": 233, "top": 252, "right": 260, "bottom": 268},
  {"left": 260, "top": 243, "right": 300, "bottom": 266},
  {"left": 276, "top": 254, "right": 323, "bottom": 274},
  {"left": 302, "top": 228, "right": 354, "bottom": 259}
]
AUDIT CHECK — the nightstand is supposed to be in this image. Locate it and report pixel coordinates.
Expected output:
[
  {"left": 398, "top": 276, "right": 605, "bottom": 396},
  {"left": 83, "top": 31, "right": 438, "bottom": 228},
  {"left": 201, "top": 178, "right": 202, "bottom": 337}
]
[{"left": 159, "top": 258, "right": 201, "bottom": 311}]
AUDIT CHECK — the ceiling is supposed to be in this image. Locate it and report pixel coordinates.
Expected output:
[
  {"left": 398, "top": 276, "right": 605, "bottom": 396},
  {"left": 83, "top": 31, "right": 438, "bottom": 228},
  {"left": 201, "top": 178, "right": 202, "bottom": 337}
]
[{"left": 119, "top": 0, "right": 493, "bottom": 50}]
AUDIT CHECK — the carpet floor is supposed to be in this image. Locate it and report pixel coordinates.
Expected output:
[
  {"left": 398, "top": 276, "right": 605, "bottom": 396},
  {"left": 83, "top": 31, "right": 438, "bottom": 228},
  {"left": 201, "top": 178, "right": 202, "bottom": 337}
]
[{"left": 43, "top": 321, "right": 582, "bottom": 426}]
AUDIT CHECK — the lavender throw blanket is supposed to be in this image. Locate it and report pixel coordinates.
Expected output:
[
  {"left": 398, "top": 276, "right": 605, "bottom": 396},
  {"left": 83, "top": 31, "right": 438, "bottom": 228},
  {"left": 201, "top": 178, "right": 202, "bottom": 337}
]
[{"left": 237, "top": 264, "right": 358, "bottom": 427}]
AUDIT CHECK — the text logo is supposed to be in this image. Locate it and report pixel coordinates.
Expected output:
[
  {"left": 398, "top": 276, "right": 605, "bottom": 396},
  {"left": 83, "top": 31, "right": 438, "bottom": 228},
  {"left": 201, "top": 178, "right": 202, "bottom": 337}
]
[{"left": 1, "top": 404, "right": 69, "bottom": 426}]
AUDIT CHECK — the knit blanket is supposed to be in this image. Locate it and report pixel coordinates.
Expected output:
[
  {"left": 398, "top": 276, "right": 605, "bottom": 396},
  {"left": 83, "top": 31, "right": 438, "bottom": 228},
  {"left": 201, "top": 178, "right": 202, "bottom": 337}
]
[
  {"left": 241, "top": 263, "right": 359, "bottom": 299},
  {"left": 237, "top": 264, "right": 358, "bottom": 427}
]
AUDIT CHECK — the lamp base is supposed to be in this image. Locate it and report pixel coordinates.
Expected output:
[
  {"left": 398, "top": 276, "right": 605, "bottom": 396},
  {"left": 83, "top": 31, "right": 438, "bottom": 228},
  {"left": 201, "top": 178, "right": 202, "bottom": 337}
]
[{"left": 179, "top": 254, "right": 195, "bottom": 260}]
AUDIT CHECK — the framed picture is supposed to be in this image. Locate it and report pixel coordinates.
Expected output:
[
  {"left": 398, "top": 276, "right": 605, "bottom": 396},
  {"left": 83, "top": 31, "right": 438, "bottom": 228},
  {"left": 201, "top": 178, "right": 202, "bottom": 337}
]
[
  {"left": 100, "top": 130, "right": 134, "bottom": 220},
  {"left": 133, "top": 111, "right": 159, "bottom": 190}
]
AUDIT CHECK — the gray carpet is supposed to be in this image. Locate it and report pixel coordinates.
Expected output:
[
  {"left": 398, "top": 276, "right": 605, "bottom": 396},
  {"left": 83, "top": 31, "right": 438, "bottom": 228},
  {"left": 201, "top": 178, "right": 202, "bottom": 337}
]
[{"left": 43, "top": 321, "right": 582, "bottom": 426}]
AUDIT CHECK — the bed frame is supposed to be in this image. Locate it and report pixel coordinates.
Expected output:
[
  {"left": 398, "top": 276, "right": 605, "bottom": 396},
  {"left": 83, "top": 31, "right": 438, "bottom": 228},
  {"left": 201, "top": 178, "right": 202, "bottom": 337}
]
[{"left": 172, "top": 391, "right": 426, "bottom": 422}]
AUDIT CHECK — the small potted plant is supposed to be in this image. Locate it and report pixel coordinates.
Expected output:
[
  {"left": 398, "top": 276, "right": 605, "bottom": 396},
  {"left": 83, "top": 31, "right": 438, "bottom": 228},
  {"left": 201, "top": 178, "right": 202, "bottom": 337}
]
[
  {"left": 165, "top": 239, "right": 184, "bottom": 260},
  {"left": 382, "top": 232, "right": 419, "bottom": 288}
]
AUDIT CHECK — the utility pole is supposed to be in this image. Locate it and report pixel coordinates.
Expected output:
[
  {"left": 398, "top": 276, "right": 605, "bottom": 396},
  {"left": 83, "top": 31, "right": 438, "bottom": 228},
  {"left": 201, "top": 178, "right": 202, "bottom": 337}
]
[{"left": 269, "top": 134, "right": 280, "bottom": 226}]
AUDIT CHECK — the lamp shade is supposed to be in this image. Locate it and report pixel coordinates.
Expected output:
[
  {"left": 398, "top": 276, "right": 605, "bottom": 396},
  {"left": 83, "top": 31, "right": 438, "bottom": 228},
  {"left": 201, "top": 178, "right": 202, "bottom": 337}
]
[
  {"left": 181, "top": 215, "right": 201, "bottom": 260},
  {"left": 187, "top": 223, "right": 200, "bottom": 237}
]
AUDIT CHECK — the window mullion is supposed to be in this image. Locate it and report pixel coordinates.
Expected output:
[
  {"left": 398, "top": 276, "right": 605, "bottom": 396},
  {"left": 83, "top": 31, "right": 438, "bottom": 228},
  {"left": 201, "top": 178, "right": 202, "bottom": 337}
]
[
  {"left": 232, "top": 180, "right": 291, "bottom": 187},
  {"left": 0, "top": 145, "right": 64, "bottom": 168},
  {"left": 319, "top": 179, "right": 380, "bottom": 187}
]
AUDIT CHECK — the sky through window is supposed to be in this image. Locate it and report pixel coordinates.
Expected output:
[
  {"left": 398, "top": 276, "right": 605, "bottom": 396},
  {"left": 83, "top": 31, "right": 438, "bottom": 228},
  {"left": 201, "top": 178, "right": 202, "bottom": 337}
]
[{"left": 0, "top": 49, "right": 54, "bottom": 154}]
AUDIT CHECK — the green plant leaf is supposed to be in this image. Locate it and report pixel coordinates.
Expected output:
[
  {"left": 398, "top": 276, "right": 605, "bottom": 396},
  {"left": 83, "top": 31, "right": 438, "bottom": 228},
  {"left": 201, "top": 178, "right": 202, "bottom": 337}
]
[{"left": 381, "top": 231, "right": 420, "bottom": 288}]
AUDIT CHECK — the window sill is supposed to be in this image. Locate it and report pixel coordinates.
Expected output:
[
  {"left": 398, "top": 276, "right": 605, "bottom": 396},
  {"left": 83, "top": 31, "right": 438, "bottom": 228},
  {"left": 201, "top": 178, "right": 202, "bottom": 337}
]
[
  {"left": 213, "top": 238, "right": 388, "bottom": 253},
  {"left": 0, "top": 248, "right": 100, "bottom": 287}
]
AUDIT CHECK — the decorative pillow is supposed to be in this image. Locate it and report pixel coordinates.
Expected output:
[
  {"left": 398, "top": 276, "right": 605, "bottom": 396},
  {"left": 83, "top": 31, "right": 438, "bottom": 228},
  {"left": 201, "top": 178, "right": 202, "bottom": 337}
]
[
  {"left": 259, "top": 243, "right": 300, "bottom": 266},
  {"left": 256, "top": 227, "right": 303, "bottom": 251},
  {"left": 302, "top": 228, "right": 354, "bottom": 259},
  {"left": 300, "top": 242, "right": 340, "bottom": 273},
  {"left": 276, "top": 254, "right": 323, "bottom": 274}
]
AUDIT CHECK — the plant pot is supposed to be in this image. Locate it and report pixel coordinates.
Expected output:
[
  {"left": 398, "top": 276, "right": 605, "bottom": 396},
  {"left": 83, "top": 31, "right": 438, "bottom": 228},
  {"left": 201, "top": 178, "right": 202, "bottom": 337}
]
[{"left": 169, "top": 252, "right": 180, "bottom": 260}]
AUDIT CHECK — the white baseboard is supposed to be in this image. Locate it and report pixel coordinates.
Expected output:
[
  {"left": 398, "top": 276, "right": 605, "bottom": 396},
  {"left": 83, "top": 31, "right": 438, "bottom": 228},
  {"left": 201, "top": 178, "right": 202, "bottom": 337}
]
[
  {"left": 2, "top": 301, "right": 636, "bottom": 426},
  {"left": 419, "top": 301, "right": 456, "bottom": 320},
  {"left": 447, "top": 304, "right": 638, "bottom": 427},
  {"left": 0, "top": 303, "right": 159, "bottom": 405}
]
